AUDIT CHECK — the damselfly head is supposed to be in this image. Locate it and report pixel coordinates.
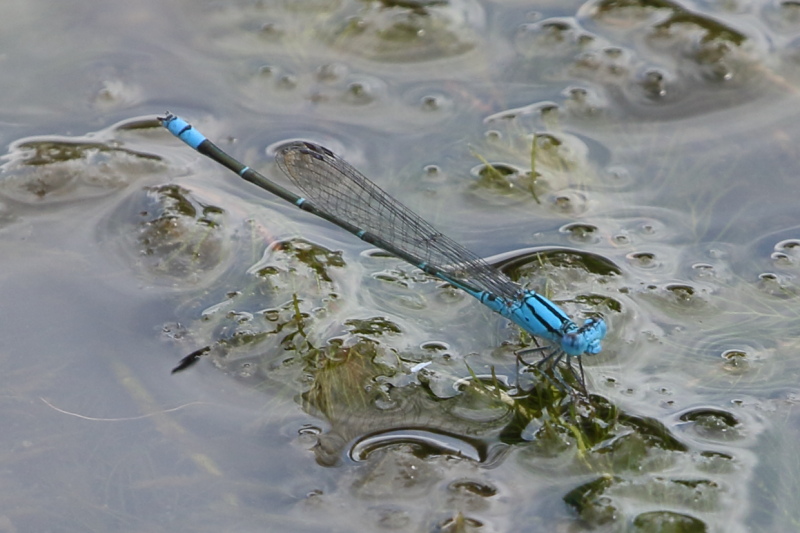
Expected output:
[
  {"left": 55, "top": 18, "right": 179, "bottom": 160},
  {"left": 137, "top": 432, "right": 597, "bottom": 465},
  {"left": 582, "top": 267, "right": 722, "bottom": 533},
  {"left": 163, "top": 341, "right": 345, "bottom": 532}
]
[{"left": 561, "top": 317, "right": 607, "bottom": 356}]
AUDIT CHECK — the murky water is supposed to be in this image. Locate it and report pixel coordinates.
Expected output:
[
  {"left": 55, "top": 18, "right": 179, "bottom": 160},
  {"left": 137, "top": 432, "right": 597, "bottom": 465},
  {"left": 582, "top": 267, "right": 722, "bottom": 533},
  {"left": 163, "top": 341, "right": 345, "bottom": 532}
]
[{"left": 2, "top": 0, "right": 800, "bottom": 531}]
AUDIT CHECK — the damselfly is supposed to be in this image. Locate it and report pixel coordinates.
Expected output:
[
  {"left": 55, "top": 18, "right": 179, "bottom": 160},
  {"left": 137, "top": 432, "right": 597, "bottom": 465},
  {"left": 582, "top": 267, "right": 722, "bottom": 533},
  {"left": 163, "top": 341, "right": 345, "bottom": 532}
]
[{"left": 159, "top": 114, "right": 607, "bottom": 390}]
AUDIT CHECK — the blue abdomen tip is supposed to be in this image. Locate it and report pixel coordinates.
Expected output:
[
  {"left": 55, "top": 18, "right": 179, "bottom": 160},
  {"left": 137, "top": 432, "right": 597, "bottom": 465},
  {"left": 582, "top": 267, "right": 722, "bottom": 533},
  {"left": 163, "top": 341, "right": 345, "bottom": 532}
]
[{"left": 161, "top": 114, "right": 207, "bottom": 150}]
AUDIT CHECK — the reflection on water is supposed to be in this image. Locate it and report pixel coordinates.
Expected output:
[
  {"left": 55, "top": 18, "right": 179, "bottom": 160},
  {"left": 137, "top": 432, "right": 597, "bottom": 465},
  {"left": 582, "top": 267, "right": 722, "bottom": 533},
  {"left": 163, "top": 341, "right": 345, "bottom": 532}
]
[{"left": 3, "top": 0, "right": 800, "bottom": 531}]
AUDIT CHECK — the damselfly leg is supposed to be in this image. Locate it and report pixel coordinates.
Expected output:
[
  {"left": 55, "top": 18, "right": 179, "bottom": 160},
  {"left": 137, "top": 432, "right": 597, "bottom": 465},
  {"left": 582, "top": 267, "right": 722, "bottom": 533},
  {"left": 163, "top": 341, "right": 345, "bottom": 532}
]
[{"left": 516, "top": 345, "right": 589, "bottom": 397}]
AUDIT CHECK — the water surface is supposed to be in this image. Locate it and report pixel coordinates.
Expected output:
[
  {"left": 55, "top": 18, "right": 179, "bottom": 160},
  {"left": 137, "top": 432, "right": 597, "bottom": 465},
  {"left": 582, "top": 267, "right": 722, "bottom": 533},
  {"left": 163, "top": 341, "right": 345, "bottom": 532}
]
[{"left": 2, "top": 0, "right": 800, "bottom": 531}]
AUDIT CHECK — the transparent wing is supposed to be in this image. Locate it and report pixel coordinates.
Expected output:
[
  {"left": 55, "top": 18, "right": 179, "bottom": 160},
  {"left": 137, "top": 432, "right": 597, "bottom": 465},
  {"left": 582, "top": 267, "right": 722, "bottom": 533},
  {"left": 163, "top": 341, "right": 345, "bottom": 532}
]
[{"left": 276, "top": 141, "right": 521, "bottom": 301}]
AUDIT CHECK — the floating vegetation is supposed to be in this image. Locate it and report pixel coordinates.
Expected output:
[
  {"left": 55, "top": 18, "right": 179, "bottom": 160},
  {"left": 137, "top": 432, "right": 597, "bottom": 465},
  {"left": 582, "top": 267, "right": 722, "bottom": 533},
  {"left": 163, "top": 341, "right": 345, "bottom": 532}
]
[
  {"left": 0, "top": 136, "right": 163, "bottom": 204},
  {"left": 327, "top": 0, "right": 479, "bottom": 62},
  {"left": 470, "top": 133, "right": 543, "bottom": 203},
  {"left": 128, "top": 184, "right": 228, "bottom": 280}
]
